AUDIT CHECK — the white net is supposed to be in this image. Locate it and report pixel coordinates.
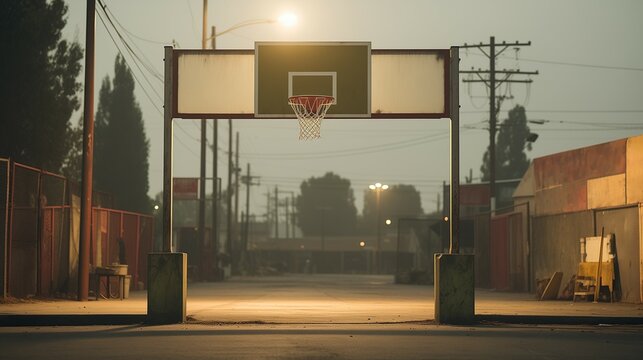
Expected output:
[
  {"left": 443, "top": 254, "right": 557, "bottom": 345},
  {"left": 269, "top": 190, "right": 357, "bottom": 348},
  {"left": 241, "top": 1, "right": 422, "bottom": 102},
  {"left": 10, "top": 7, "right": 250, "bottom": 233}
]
[{"left": 288, "top": 96, "right": 335, "bottom": 140}]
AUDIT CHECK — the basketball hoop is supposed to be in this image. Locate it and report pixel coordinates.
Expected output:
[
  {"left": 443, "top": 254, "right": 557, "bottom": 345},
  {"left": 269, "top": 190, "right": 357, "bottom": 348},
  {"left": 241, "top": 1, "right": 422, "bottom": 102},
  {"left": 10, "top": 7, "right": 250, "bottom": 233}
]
[{"left": 288, "top": 95, "right": 335, "bottom": 140}]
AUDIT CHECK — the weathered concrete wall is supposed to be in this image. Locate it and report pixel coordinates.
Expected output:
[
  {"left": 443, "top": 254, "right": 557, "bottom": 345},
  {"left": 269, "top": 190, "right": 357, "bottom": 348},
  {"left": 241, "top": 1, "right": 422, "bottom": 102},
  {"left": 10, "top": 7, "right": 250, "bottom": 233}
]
[
  {"left": 533, "top": 139, "right": 626, "bottom": 190},
  {"left": 596, "top": 206, "right": 640, "bottom": 303},
  {"left": 587, "top": 174, "right": 626, "bottom": 209},
  {"left": 532, "top": 139, "right": 626, "bottom": 216},
  {"left": 535, "top": 180, "right": 587, "bottom": 216},
  {"left": 626, "top": 134, "right": 643, "bottom": 203},
  {"left": 532, "top": 211, "right": 593, "bottom": 294}
]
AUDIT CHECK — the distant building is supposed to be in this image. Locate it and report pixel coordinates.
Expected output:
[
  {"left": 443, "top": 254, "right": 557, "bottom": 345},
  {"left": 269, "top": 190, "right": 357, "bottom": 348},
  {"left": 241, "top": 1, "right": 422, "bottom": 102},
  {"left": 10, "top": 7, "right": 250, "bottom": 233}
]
[{"left": 514, "top": 134, "right": 643, "bottom": 303}]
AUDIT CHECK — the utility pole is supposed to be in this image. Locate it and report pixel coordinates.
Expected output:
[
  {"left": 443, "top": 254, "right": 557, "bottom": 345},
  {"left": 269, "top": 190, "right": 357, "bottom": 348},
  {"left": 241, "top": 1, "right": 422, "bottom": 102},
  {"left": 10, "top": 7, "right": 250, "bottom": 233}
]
[
  {"left": 210, "top": 26, "right": 219, "bottom": 280},
  {"left": 198, "top": 0, "right": 208, "bottom": 281},
  {"left": 78, "top": 0, "right": 96, "bottom": 301},
  {"left": 273, "top": 190, "right": 295, "bottom": 238},
  {"left": 241, "top": 163, "right": 260, "bottom": 266},
  {"left": 226, "top": 120, "right": 233, "bottom": 257},
  {"left": 265, "top": 190, "right": 270, "bottom": 231},
  {"left": 291, "top": 193, "right": 296, "bottom": 237},
  {"left": 234, "top": 132, "right": 240, "bottom": 248},
  {"left": 285, "top": 197, "right": 290, "bottom": 238},
  {"left": 461, "top": 37, "right": 538, "bottom": 213},
  {"left": 274, "top": 186, "right": 279, "bottom": 238}
]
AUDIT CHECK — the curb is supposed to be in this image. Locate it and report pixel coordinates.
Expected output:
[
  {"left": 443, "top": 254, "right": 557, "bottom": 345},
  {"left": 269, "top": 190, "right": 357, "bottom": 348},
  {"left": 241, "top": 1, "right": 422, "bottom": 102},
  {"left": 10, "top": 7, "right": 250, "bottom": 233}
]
[
  {"left": 476, "top": 314, "right": 643, "bottom": 325},
  {"left": 0, "top": 314, "right": 147, "bottom": 327}
]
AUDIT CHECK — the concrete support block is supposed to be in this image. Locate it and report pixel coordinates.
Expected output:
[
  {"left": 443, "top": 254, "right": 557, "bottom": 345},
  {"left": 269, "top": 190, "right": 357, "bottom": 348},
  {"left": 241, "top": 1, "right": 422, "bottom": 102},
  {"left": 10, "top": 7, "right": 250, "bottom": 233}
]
[
  {"left": 434, "top": 253, "right": 475, "bottom": 324},
  {"left": 147, "top": 252, "right": 187, "bottom": 324}
]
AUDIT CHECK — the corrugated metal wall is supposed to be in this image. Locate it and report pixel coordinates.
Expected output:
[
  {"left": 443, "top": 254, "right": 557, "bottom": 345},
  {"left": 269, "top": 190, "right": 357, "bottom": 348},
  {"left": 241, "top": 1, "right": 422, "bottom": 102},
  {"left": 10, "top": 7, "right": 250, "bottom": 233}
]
[
  {"left": 532, "top": 211, "right": 593, "bottom": 295},
  {"left": 596, "top": 206, "right": 640, "bottom": 303},
  {"left": 532, "top": 206, "right": 641, "bottom": 302}
]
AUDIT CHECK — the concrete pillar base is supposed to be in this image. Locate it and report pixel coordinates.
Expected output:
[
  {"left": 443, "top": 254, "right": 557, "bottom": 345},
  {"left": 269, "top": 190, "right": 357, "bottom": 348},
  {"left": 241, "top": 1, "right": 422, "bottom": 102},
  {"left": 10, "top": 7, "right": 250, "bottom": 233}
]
[
  {"left": 147, "top": 252, "right": 187, "bottom": 324},
  {"left": 434, "top": 253, "right": 475, "bottom": 324}
]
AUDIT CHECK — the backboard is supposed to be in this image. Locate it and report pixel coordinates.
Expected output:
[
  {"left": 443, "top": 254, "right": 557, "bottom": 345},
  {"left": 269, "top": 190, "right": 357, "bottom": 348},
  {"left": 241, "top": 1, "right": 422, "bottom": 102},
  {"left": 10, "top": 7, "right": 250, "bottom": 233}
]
[
  {"left": 256, "top": 42, "right": 371, "bottom": 118},
  {"left": 172, "top": 42, "right": 450, "bottom": 119}
]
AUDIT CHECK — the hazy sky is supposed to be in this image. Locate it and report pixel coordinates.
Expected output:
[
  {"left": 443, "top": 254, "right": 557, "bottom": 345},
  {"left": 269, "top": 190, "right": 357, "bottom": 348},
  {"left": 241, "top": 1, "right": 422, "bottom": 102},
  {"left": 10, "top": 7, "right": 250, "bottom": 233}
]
[{"left": 62, "top": 0, "right": 643, "bottom": 216}]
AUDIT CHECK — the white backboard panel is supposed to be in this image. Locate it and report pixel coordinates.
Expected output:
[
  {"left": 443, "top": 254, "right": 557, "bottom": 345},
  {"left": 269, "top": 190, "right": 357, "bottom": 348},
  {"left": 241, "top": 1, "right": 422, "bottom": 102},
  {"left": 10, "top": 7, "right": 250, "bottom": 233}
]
[
  {"left": 176, "top": 50, "right": 254, "bottom": 117},
  {"left": 371, "top": 52, "right": 447, "bottom": 117}
]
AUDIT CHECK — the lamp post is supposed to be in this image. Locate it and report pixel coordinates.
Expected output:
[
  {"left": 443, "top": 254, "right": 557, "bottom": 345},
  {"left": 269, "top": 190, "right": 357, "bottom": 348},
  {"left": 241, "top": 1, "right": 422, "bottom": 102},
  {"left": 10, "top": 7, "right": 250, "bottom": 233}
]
[
  {"left": 369, "top": 182, "right": 388, "bottom": 274},
  {"left": 200, "top": 4, "right": 297, "bottom": 278}
]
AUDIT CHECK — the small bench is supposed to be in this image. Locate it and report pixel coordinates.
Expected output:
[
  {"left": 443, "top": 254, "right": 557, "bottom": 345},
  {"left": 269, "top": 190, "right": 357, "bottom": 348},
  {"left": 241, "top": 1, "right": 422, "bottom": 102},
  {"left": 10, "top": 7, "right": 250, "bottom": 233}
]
[{"left": 92, "top": 268, "right": 127, "bottom": 300}]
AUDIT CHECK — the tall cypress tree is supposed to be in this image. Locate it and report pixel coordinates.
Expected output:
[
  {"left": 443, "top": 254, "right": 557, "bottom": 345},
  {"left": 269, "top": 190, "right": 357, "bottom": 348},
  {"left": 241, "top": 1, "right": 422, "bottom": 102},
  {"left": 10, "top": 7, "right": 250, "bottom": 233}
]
[
  {"left": 481, "top": 105, "right": 532, "bottom": 181},
  {"left": 0, "top": 0, "right": 83, "bottom": 170},
  {"left": 94, "top": 55, "right": 150, "bottom": 213}
]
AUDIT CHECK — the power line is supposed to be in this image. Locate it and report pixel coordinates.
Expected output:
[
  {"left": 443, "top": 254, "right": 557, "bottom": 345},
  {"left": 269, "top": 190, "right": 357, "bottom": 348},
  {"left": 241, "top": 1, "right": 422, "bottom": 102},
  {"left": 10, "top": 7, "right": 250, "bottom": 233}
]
[
  {"left": 95, "top": 7, "right": 162, "bottom": 110},
  {"left": 98, "top": 1, "right": 163, "bottom": 87},
  {"left": 97, "top": 8, "right": 196, "bottom": 158},
  {"left": 237, "top": 130, "right": 460, "bottom": 160},
  {"left": 462, "top": 109, "right": 643, "bottom": 114},
  {"left": 463, "top": 50, "right": 643, "bottom": 72}
]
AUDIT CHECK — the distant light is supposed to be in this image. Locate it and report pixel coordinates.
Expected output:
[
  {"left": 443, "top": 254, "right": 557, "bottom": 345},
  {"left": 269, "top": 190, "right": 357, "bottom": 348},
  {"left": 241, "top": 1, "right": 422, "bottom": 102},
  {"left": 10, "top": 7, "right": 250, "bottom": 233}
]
[
  {"left": 359, "top": 241, "right": 365, "bottom": 247},
  {"left": 369, "top": 185, "right": 376, "bottom": 190},
  {"left": 443, "top": 216, "right": 449, "bottom": 222},
  {"left": 278, "top": 12, "right": 298, "bottom": 27},
  {"left": 385, "top": 219, "right": 392, "bottom": 225},
  {"left": 381, "top": 184, "right": 389, "bottom": 190},
  {"left": 154, "top": 205, "right": 159, "bottom": 210},
  {"left": 375, "top": 182, "right": 382, "bottom": 188}
]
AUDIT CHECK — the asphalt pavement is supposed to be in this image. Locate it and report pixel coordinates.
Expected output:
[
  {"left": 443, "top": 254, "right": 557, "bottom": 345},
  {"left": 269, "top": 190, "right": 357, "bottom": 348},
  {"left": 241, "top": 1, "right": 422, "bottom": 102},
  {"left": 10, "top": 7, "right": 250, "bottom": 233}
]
[{"left": 2, "top": 274, "right": 643, "bottom": 359}]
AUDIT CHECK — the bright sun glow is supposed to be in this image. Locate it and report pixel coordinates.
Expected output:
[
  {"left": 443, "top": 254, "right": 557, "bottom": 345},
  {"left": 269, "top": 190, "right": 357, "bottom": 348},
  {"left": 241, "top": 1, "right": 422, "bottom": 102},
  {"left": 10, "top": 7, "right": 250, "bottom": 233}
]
[{"left": 278, "top": 12, "right": 298, "bottom": 27}]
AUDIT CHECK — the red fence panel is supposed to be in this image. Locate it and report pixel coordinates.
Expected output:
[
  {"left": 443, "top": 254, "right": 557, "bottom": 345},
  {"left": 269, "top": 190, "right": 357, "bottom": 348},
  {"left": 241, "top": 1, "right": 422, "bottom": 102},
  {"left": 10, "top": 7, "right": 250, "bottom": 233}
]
[{"left": 490, "top": 216, "right": 510, "bottom": 291}]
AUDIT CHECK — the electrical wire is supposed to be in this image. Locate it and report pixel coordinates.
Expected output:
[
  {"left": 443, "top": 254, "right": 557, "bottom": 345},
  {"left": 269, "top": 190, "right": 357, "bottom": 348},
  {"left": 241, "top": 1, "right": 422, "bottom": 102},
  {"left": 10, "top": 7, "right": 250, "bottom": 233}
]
[
  {"left": 96, "top": 2, "right": 199, "bottom": 159},
  {"left": 238, "top": 131, "right": 456, "bottom": 160},
  {"left": 464, "top": 51, "right": 643, "bottom": 72}
]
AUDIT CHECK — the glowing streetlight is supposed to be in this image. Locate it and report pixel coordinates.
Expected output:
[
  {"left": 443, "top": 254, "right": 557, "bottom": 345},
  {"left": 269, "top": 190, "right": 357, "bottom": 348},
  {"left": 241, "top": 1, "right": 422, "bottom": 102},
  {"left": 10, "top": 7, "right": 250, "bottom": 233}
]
[
  {"left": 369, "top": 182, "right": 389, "bottom": 274},
  {"left": 278, "top": 12, "right": 298, "bottom": 27},
  {"left": 207, "top": 13, "right": 298, "bottom": 44}
]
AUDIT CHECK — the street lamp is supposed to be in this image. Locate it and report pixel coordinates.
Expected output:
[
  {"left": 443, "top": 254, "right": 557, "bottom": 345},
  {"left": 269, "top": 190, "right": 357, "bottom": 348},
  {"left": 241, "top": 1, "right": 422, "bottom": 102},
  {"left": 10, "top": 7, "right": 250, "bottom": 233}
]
[
  {"left": 369, "top": 182, "right": 388, "bottom": 274},
  {"left": 199, "top": 5, "right": 298, "bottom": 278},
  {"left": 206, "top": 13, "right": 298, "bottom": 48}
]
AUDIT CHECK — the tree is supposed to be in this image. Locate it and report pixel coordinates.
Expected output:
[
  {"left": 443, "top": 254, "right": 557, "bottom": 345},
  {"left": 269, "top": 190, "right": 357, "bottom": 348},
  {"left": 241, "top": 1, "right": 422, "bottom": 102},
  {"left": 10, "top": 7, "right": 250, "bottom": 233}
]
[
  {"left": 60, "top": 116, "right": 83, "bottom": 182},
  {"left": 296, "top": 172, "right": 357, "bottom": 236},
  {"left": 93, "top": 55, "right": 150, "bottom": 213},
  {"left": 481, "top": 105, "right": 532, "bottom": 181},
  {"left": 0, "top": 0, "right": 83, "bottom": 171},
  {"left": 361, "top": 184, "right": 424, "bottom": 234}
]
